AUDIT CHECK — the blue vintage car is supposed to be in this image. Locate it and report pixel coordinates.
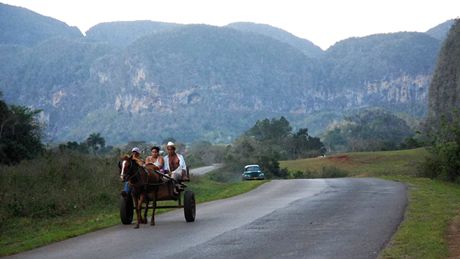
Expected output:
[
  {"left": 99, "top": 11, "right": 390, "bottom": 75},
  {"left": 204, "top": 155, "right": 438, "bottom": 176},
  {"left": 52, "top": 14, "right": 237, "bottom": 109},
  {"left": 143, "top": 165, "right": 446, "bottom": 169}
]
[{"left": 242, "top": 164, "right": 265, "bottom": 180}]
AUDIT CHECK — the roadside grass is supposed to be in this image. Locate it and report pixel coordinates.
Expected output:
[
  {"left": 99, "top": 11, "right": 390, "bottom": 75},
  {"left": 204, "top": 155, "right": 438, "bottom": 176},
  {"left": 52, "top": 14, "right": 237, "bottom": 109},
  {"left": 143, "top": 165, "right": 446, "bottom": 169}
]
[
  {"left": 0, "top": 208, "right": 119, "bottom": 256},
  {"left": 281, "top": 148, "right": 460, "bottom": 259},
  {"left": 380, "top": 176, "right": 460, "bottom": 259},
  {"left": 0, "top": 159, "right": 265, "bottom": 256}
]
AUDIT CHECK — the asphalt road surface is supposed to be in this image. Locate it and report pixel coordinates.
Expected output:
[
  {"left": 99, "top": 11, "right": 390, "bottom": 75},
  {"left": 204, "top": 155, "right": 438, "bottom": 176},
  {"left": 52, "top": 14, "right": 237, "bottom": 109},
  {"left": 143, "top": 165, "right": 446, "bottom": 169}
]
[{"left": 10, "top": 178, "right": 406, "bottom": 259}]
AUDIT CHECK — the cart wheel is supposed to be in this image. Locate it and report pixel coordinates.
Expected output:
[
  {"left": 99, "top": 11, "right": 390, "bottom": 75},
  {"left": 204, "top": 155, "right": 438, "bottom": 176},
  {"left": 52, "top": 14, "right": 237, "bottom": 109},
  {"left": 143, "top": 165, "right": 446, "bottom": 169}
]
[
  {"left": 120, "top": 195, "right": 133, "bottom": 225},
  {"left": 184, "top": 190, "right": 196, "bottom": 222}
]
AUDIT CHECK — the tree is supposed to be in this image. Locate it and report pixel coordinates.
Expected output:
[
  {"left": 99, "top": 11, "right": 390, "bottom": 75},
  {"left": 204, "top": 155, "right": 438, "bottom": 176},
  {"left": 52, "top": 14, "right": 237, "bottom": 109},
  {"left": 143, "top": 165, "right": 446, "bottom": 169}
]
[
  {"left": 86, "top": 133, "right": 105, "bottom": 153},
  {"left": 287, "top": 128, "right": 324, "bottom": 159},
  {"left": 247, "top": 116, "right": 291, "bottom": 142},
  {"left": 0, "top": 93, "right": 43, "bottom": 164}
]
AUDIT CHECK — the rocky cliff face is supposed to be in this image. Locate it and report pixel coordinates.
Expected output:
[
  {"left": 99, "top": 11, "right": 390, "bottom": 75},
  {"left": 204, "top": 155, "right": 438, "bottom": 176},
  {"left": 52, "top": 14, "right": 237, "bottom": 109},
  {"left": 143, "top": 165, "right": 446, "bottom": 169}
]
[
  {"left": 428, "top": 19, "right": 460, "bottom": 123},
  {"left": 0, "top": 4, "right": 454, "bottom": 144}
]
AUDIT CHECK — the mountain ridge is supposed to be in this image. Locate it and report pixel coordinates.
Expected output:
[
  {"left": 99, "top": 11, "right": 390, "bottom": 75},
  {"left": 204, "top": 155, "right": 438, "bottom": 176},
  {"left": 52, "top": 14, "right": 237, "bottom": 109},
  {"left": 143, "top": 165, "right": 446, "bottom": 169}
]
[
  {"left": 0, "top": 3, "right": 82, "bottom": 46},
  {"left": 0, "top": 3, "right": 456, "bottom": 144},
  {"left": 226, "top": 22, "right": 324, "bottom": 58}
]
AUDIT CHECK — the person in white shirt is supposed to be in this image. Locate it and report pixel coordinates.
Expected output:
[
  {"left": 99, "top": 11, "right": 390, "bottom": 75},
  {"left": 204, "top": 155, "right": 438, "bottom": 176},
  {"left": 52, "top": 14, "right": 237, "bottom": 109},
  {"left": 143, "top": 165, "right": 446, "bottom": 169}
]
[{"left": 163, "top": 141, "right": 187, "bottom": 181}]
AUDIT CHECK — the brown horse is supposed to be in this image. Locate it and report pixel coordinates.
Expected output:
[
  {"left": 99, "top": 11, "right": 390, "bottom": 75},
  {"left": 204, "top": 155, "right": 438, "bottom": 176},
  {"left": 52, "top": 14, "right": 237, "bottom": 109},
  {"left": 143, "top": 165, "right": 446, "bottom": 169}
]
[{"left": 119, "top": 155, "right": 177, "bottom": 228}]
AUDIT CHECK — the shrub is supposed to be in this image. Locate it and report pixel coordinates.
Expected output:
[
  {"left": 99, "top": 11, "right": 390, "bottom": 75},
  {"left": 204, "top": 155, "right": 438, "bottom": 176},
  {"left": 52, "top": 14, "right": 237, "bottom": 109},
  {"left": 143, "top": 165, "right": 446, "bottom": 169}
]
[
  {"left": 420, "top": 114, "right": 460, "bottom": 182},
  {"left": 320, "top": 166, "right": 349, "bottom": 178},
  {"left": 290, "top": 166, "right": 349, "bottom": 179}
]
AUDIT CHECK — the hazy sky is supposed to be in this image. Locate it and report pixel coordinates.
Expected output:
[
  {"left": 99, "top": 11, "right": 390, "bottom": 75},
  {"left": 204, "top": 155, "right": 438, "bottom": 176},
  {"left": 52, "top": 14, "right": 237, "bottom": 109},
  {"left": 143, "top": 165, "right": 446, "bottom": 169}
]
[{"left": 3, "top": 0, "right": 459, "bottom": 49}]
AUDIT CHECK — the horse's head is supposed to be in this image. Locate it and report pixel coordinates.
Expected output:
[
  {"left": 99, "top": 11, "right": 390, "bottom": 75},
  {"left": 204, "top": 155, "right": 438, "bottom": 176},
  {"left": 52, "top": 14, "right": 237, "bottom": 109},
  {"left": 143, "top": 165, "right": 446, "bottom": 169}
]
[{"left": 119, "top": 155, "right": 138, "bottom": 182}]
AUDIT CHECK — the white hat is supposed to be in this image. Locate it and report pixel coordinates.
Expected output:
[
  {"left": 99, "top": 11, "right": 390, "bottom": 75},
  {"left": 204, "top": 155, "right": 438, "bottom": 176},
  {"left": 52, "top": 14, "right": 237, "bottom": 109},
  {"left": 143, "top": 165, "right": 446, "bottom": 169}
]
[
  {"left": 131, "top": 147, "right": 140, "bottom": 153},
  {"left": 166, "top": 141, "right": 175, "bottom": 147}
]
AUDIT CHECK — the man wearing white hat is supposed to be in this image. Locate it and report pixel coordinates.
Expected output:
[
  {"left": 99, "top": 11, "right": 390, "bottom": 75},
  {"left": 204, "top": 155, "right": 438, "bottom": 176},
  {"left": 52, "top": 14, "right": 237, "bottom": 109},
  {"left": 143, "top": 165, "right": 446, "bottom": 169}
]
[{"left": 163, "top": 142, "right": 187, "bottom": 183}]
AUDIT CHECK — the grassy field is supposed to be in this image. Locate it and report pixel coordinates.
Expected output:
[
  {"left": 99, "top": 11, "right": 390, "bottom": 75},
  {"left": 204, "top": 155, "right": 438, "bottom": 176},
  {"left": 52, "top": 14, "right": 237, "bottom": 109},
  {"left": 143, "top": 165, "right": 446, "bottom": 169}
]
[
  {"left": 281, "top": 148, "right": 426, "bottom": 178},
  {"left": 281, "top": 148, "right": 460, "bottom": 258},
  {"left": 0, "top": 152, "right": 266, "bottom": 256}
]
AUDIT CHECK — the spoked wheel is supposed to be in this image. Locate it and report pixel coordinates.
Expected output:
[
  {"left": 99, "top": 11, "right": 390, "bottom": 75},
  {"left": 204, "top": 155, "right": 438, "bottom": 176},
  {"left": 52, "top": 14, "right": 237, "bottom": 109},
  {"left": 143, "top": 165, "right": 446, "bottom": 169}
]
[
  {"left": 120, "top": 194, "right": 134, "bottom": 225},
  {"left": 184, "top": 190, "right": 196, "bottom": 222}
]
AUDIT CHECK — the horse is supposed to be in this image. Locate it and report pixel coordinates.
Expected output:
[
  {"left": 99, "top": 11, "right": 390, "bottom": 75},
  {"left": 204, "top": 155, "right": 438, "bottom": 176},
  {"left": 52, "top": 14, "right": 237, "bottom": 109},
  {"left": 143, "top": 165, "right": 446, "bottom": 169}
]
[{"left": 119, "top": 155, "right": 177, "bottom": 228}]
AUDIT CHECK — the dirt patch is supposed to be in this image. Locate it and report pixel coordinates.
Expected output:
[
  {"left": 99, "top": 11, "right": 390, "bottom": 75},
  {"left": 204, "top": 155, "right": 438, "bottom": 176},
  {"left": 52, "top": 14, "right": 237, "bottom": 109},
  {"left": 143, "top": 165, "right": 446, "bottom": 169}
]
[
  {"left": 327, "top": 155, "right": 351, "bottom": 162},
  {"left": 447, "top": 211, "right": 460, "bottom": 258}
]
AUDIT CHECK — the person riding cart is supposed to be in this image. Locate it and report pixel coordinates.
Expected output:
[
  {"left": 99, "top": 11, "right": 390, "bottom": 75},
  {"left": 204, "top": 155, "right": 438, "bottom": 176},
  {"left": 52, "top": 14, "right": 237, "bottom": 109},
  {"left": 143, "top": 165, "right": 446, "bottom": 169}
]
[
  {"left": 163, "top": 141, "right": 188, "bottom": 181},
  {"left": 163, "top": 141, "right": 188, "bottom": 195}
]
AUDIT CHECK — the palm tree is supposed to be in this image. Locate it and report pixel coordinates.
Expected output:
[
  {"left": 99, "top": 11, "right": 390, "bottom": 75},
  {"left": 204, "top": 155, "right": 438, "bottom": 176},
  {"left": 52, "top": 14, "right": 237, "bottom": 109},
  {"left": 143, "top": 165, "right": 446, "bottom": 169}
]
[{"left": 86, "top": 133, "right": 105, "bottom": 153}]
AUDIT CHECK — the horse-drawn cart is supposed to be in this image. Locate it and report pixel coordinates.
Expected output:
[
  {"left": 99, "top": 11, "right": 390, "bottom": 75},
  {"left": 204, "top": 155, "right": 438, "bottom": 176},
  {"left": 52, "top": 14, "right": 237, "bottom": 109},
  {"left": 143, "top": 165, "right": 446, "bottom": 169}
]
[
  {"left": 119, "top": 181, "right": 196, "bottom": 224},
  {"left": 119, "top": 156, "right": 196, "bottom": 227}
]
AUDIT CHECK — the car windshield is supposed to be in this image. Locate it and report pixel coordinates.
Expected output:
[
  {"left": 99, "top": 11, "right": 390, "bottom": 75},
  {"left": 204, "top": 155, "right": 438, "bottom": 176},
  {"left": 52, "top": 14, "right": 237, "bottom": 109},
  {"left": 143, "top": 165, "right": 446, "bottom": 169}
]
[{"left": 245, "top": 166, "right": 260, "bottom": 172}]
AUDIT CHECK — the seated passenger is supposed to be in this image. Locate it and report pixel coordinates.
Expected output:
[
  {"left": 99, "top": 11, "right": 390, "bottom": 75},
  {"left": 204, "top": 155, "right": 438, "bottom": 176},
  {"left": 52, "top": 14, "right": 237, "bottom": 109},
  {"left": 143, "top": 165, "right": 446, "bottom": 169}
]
[
  {"left": 163, "top": 141, "right": 187, "bottom": 182},
  {"left": 145, "top": 146, "right": 164, "bottom": 172}
]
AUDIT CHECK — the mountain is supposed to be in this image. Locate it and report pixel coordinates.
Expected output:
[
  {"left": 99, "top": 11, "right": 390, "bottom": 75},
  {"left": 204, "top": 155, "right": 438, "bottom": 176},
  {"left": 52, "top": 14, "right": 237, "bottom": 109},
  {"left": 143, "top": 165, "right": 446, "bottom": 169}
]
[
  {"left": 227, "top": 22, "right": 324, "bottom": 58},
  {"left": 0, "top": 4, "right": 452, "bottom": 144},
  {"left": 426, "top": 19, "right": 455, "bottom": 41},
  {"left": 85, "top": 21, "right": 181, "bottom": 48},
  {"left": 0, "top": 3, "right": 82, "bottom": 46},
  {"left": 324, "top": 32, "right": 441, "bottom": 116},
  {"left": 52, "top": 25, "right": 322, "bottom": 143},
  {"left": 427, "top": 19, "right": 460, "bottom": 123}
]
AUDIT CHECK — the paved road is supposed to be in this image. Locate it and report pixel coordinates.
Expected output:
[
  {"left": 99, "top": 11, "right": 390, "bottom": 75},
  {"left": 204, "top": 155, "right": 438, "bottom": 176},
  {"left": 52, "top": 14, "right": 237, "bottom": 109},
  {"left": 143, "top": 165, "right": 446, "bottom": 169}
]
[
  {"left": 189, "top": 164, "right": 223, "bottom": 176},
  {"left": 10, "top": 178, "right": 406, "bottom": 259}
]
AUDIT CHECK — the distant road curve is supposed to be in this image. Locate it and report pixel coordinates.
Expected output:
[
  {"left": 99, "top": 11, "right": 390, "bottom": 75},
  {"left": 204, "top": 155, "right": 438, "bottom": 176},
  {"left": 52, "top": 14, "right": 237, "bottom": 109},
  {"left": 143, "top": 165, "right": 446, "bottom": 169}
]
[
  {"left": 9, "top": 178, "right": 406, "bottom": 259},
  {"left": 189, "top": 163, "right": 223, "bottom": 176}
]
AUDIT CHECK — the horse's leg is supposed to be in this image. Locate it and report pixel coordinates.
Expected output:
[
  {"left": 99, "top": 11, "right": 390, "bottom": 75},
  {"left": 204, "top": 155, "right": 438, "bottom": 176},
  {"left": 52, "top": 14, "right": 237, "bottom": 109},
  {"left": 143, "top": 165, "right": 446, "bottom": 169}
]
[
  {"left": 135, "top": 194, "right": 144, "bottom": 229},
  {"left": 143, "top": 197, "right": 149, "bottom": 224}
]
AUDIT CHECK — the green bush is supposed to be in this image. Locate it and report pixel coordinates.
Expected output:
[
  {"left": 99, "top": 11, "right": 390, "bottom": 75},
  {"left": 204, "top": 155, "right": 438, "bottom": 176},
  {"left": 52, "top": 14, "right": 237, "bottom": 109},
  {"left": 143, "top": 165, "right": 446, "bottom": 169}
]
[{"left": 421, "top": 115, "right": 460, "bottom": 182}]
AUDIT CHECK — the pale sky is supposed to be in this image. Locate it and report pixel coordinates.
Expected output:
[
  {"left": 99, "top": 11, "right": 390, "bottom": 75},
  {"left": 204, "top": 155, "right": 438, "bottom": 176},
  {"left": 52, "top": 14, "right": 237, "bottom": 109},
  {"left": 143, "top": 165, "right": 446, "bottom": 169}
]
[{"left": 3, "top": 0, "right": 459, "bottom": 49}]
